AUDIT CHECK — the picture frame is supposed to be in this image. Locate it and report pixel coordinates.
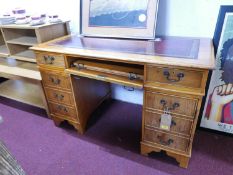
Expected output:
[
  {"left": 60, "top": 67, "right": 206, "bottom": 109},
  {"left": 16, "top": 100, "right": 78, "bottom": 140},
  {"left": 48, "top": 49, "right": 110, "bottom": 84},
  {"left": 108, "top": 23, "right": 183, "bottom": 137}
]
[
  {"left": 200, "top": 6, "right": 233, "bottom": 135},
  {"left": 80, "top": 0, "right": 160, "bottom": 39}
]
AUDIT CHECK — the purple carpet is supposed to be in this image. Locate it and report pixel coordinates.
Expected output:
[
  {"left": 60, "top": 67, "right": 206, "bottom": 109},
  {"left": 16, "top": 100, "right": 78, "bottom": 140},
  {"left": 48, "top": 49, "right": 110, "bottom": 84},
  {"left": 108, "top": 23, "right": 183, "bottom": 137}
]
[{"left": 0, "top": 97, "right": 232, "bottom": 175}]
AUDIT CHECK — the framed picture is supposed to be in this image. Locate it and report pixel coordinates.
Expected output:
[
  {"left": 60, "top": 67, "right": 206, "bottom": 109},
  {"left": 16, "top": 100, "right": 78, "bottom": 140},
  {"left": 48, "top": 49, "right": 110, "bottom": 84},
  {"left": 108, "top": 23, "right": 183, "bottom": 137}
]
[
  {"left": 200, "top": 6, "right": 233, "bottom": 134},
  {"left": 80, "top": 0, "right": 159, "bottom": 39}
]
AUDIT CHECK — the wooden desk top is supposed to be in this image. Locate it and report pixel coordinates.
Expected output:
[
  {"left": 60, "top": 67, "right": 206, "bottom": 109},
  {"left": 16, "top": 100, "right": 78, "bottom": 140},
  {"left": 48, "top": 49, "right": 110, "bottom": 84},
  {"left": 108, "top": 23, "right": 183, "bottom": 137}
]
[{"left": 31, "top": 35, "right": 215, "bottom": 70}]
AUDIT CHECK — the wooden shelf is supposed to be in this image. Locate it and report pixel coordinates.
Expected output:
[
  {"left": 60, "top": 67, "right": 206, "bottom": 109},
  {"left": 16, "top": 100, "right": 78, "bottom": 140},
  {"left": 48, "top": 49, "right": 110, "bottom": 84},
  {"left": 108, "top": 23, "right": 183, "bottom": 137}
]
[
  {"left": 0, "top": 79, "right": 44, "bottom": 108},
  {"left": 11, "top": 50, "right": 36, "bottom": 62},
  {"left": 6, "top": 36, "right": 38, "bottom": 46},
  {"left": 0, "top": 45, "right": 9, "bottom": 57},
  {"left": 0, "top": 58, "right": 41, "bottom": 80}
]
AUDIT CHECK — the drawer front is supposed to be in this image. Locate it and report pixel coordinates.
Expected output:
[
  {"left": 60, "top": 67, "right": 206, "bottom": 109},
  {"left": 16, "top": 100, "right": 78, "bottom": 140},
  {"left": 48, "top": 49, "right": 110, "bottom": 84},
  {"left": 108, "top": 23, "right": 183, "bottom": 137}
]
[
  {"left": 144, "top": 110, "right": 193, "bottom": 136},
  {"left": 48, "top": 102, "right": 77, "bottom": 120},
  {"left": 44, "top": 87, "right": 75, "bottom": 106},
  {"left": 145, "top": 91, "right": 197, "bottom": 117},
  {"left": 41, "top": 71, "right": 71, "bottom": 90},
  {"left": 144, "top": 128, "right": 190, "bottom": 152},
  {"left": 146, "top": 65, "right": 204, "bottom": 89},
  {"left": 36, "top": 52, "right": 65, "bottom": 68}
]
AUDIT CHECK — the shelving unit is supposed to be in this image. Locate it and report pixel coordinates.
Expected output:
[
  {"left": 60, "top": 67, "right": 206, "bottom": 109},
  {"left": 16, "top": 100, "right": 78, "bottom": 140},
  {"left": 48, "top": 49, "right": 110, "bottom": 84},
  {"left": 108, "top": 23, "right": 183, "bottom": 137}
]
[
  {"left": 1, "top": 22, "right": 70, "bottom": 62},
  {"left": 0, "top": 22, "right": 70, "bottom": 111}
]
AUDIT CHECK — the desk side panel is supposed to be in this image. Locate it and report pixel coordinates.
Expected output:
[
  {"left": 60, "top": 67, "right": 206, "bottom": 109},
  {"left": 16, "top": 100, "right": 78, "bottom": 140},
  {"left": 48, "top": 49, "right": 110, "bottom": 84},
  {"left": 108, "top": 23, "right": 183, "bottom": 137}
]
[{"left": 70, "top": 75, "right": 111, "bottom": 131}]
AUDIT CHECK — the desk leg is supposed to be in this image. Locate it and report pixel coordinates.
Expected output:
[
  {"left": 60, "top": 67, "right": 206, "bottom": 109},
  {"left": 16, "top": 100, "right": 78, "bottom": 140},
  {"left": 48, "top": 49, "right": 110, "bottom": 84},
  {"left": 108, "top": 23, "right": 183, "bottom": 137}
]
[
  {"left": 141, "top": 142, "right": 190, "bottom": 168},
  {"left": 53, "top": 116, "right": 63, "bottom": 126},
  {"left": 166, "top": 152, "right": 190, "bottom": 168},
  {"left": 141, "top": 142, "right": 160, "bottom": 156},
  {"left": 67, "top": 121, "right": 85, "bottom": 134}
]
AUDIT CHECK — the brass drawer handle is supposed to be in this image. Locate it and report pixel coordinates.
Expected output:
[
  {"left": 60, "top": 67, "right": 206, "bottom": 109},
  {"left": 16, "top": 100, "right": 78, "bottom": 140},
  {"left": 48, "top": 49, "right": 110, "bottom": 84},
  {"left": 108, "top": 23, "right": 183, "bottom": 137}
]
[
  {"left": 57, "top": 105, "right": 68, "bottom": 113},
  {"left": 73, "top": 63, "right": 85, "bottom": 70},
  {"left": 49, "top": 77, "right": 54, "bottom": 83},
  {"left": 128, "top": 72, "right": 138, "bottom": 80},
  {"left": 157, "top": 136, "right": 174, "bottom": 146},
  {"left": 54, "top": 93, "right": 64, "bottom": 101},
  {"left": 54, "top": 79, "right": 61, "bottom": 85},
  {"left": 171, "top": 120, "right": 176, "bottom": 126},
  {"left": 49, "top": 77, "right": 61, "bottom": 85},
  {"left": 44, "top": 55, "right": 55, "bottom": 64},
  {"left": 163, "top": 69, "right": 184, "bottom": 82},
  {"left": 160, "top": 99, "right": 180, "bottom": 111},
  {"left": 63, "top": 107, "right": 68, "bottom": 113},
  {"left": 57, "top": 105, "right": 62, "bottom": 110}
]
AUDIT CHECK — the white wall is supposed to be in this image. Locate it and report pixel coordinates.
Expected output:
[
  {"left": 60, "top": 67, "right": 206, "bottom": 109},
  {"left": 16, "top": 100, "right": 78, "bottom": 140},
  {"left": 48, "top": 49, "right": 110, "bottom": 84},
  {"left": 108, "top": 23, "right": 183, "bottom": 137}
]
[
  {"left": 2, "top": 0, "right": 233, "bottom": 36},
  {"left": 1, "top": 0, "right": 233, "bottom": 104},
  {"left": 156, "top": 0, "right": 233, "bottom": 37}
]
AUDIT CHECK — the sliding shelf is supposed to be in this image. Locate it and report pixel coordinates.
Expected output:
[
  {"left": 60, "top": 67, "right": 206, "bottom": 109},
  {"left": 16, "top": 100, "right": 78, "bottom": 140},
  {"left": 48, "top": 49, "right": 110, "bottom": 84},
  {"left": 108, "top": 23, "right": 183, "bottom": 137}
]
[
  {"left": 66, "top": 57, "right": 144, "bottom": 89},
  {"left": 66, "top": 68, "right": 143, "bottom": 89}
]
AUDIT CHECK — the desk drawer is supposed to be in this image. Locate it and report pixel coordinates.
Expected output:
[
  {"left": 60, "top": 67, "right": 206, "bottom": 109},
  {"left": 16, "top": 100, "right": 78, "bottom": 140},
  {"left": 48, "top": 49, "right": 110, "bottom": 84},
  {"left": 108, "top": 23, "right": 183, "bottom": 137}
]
[
  {"left": 48, "top": 102, "right": 77, "bottom": 120},
  {"left": 44, "top": 87, "right": 75, "bottom": 106},
  {"left": 41, "top": 71, "right": 71, "bottom": 90},
  {"left": 144, "top": 128, "right": 190, "bottom": 152},
  {"left": 146, "top": 65, "right": 204, "bottom": 89},
  {"left": 145, "top": 91, "right": 197, "bottom": 117},
  {"left": 144, "top": 110, "right": 193, "bottom": 136},
  {"left": 36, "top": 52, "right": 65, "bottom": 68}
]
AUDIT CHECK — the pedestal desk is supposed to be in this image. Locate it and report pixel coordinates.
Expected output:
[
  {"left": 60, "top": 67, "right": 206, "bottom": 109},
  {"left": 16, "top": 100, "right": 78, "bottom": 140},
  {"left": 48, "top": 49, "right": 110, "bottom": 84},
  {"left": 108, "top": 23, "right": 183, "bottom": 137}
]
[{"left": 31, "top": 35, "right": 215, "bottom": 168}]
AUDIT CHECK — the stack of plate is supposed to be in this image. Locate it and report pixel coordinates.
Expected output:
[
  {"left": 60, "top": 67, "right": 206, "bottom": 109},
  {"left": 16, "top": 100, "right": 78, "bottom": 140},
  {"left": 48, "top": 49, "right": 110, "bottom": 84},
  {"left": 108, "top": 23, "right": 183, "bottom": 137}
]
[
  {"left": 0, "top": 16, "right": 15, "bottom": 25},
  {"left": 13, "top": 8, "right": 29, "bottom": 25},
  {"left": 49, "top": 15, "right": 62, "bottom": 23},
  {"left": 29, "top": 13, "right": 48, "bottom": 26},
  {"left": 30, "top": 15, "right": 45, "bottom": 26}
]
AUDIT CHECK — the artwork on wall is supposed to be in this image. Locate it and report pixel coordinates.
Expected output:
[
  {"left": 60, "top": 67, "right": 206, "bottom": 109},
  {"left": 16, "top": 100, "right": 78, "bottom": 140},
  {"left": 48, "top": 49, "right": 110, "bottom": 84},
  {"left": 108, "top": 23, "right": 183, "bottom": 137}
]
[
  {"left": 81, "top": 0, "right": 159, "bottom": 39},
  {"left": 200, "top": 6, "right": 233, "bottom": 134}
]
